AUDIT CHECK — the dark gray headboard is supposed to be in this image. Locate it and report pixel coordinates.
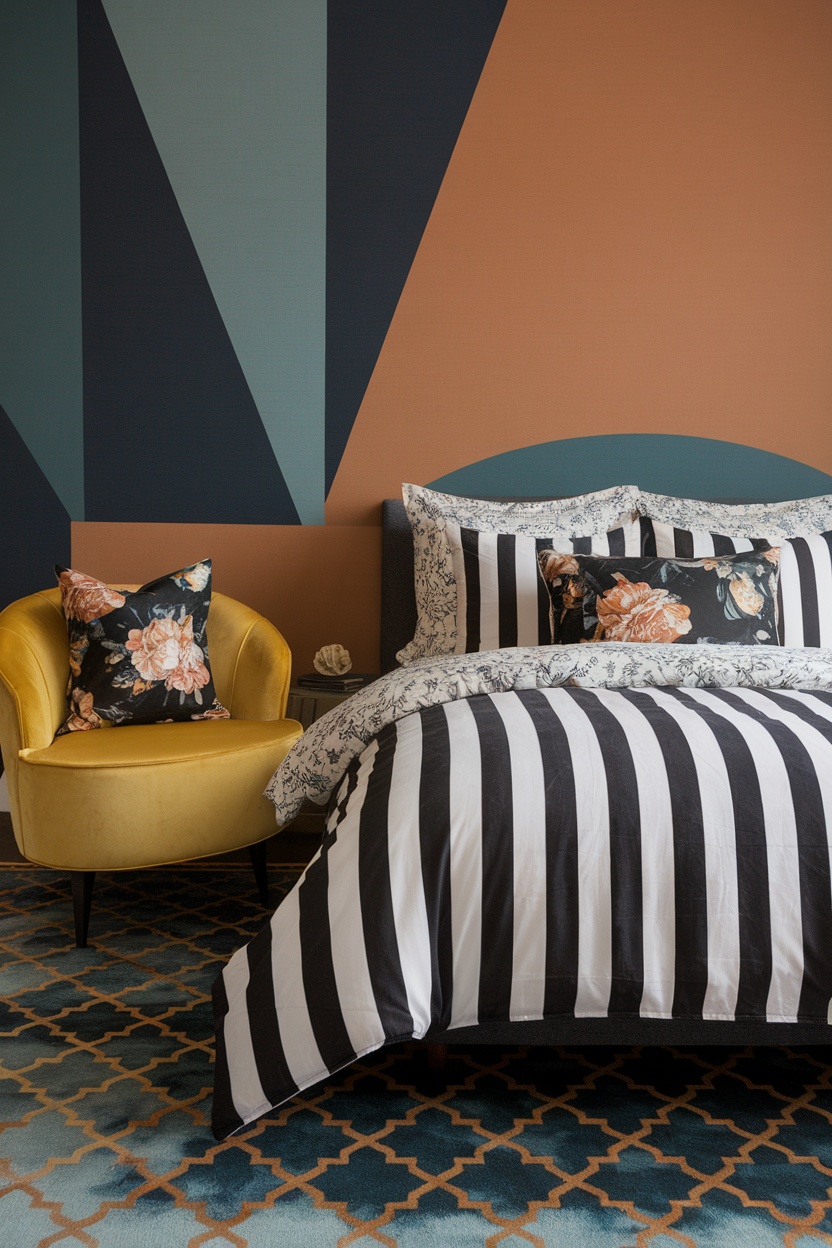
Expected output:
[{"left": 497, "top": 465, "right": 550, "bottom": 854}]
[{"left": 381, "top": 499, "right": 418, "bottom": 674}]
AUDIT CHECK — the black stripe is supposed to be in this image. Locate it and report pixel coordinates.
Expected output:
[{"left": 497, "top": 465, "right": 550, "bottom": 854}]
[
  {"left": 664, "top": 689, "right": 772, "bottom": 1020},
  {"left": 673, "top": 527, "right": 694, "bottom": 558},
  {"left": 298, "top": 848, "right": 355, "bottom": 1071},
  {"left": 754, "top": 689, "right": 832, "bottom": 745},
  {"left": 606, "top": 526, "right": 625, "bottom": 556},
  {"left": 791, "top": 537, "right": 821, "bottom": 647},
  {"left": 245, "top": 923, "right": 297, "bottom": 1107},
  {"left": 711, "top": 532, "right": 738, "bottom": 556},
  {"left": 420, "top": 705, "right": 455, "bottom": 1031},
  {"left": 620, "top": 691, "right": 709, "bottom": 1018},
  {"left": 517, "top": 689, "right": 579, "bottom": 1015},
  {"left": 706, "top": 689, "right": 832, "bottom": 1022},
  {"left": 461, "top": 527, "right": 481, "bottom": 652},
  {"left": 468, "top": 695, "right": 514, "bottom": 1021},
  {"left": 821, "top": 534, "right": 832, "bottom": 646},
  {"left": 571, "top": 535, "right": 592, "bottom": 555},
  {"left": 535, "top": 537, "right": 552, "bottom": 645},
  {"left": 324, "top": 759, "right": 361, "bottom": 847},
  {"left": 496, "top": 533, "right": 518, "bottom": 648},
  {"left": 640, "top": 516, "right": 657, "bottom": 556},
  {"left": 566, "top": 688, "right": 643, "bottom": 1014},
  {"left": 210, "top": 971, "right": 244, "bottom": 1140},
  {"left": 358, "top": 724, "right": 414, "bottom": 1038}
]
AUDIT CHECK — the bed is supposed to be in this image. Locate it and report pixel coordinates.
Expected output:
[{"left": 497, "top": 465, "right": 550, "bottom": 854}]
[{"left": 212, "top": 484, "right": 832, "bottom": 1140}]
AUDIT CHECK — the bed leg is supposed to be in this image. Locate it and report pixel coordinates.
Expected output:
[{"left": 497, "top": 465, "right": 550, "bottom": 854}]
[{"left": 427, "top": 1043, "right": 448, "bottom": 1070}]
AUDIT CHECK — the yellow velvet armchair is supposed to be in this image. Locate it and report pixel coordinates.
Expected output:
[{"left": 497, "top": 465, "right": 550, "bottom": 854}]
[{"left": 0, "top": 587, "right": 303, "bottom": 946}]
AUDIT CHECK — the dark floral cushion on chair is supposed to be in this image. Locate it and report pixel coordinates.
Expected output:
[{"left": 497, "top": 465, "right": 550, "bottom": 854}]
[
  {"left": 55, "top": 560, "right": 230, "bottom": 734},
  {"left": 538, "top": 549, "right": 782, "bottom": 646}
]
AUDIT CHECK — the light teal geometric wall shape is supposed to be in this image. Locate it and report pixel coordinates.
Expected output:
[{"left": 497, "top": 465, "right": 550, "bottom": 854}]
[
  {"left": 102, "top": 0, "right": 327, "bottom": 524},
  {"left": 0, "top": 2, "right": 83, "bottom": 520},
  {"left": 430, "top": 435, "right": 832, "bottom": 502}
]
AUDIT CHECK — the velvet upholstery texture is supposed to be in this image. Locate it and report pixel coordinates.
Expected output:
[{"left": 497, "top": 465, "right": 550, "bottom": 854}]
[{"left": 0, "top": 588, "right": 302, "bottom": 873}]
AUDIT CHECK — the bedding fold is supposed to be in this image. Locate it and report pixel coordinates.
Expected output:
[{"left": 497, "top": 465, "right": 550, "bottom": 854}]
[{"left": 265, "top": 643, "right": 832, "bottom": 825}]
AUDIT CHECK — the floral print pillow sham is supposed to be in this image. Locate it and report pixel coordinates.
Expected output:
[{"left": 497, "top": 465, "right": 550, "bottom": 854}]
[
  {"left": 539, "top": 550, "right": 782, "bottom": 646},
  {"left": 55, "top": 560, "right": 230, "bottom": 734}
]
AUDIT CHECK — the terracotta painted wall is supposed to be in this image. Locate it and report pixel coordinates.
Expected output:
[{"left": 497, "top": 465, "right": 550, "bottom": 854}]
[{"left": 3, "top": 1, "right": 832, "bottom": 676}]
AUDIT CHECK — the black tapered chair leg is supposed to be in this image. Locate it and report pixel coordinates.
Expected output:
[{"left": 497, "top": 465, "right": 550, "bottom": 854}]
[
  {"left": 249, "top": 841, "right": 270, "bottom": 907},
  {"left": 71, "top": 871, "right": 96, "bottom": 948}
]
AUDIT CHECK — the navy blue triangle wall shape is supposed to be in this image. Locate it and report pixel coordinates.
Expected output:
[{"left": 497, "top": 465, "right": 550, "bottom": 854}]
[
  {"left": 78, "top": 0, "right": 299, "bottom": 524},
  {"left": 325, "top": 0, "right": 508, "bottom": 493},
  {"left": 0, "top": 404, "right": 70, "bottom": 610}
]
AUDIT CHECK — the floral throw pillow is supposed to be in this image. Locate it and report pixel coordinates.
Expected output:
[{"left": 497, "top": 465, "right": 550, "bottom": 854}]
[
  {"left": 55, "top": 560, "right": 230, "bottom": 734},
  {"left": 538, "top": 550, "right": 782, "bottom": 646}
]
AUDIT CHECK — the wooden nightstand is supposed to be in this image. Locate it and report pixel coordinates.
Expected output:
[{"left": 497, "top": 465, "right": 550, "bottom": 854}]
[{"left": 286, "top": 675, "right": 377, "bottom": 729}]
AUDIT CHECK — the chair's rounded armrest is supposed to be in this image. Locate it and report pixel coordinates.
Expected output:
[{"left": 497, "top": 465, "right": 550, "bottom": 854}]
[
  {"left": 0, "top": 590, "right": 69, "bottom": 753},
  {"left": 208, "top": 594, "right": 293, "bottom": 721}
]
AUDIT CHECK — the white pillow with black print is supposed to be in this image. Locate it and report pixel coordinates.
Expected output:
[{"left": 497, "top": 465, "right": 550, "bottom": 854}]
[
  {"left": 398, "top": 482, "right": 641, "bottom": 663},
  {"left": 637, "top": 489, "right": 832, "bottom": 539}
]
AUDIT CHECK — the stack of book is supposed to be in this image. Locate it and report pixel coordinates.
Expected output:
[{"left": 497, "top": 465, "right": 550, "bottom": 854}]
[{"left": 295, "top": 672, "right": 371, "bottom": 693}]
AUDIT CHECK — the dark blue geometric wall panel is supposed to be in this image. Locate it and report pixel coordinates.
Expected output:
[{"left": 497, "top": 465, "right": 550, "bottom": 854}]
[
  {"left": 0, "top": 404, "right": 70, "bottom": 610},
  {"left": 325, "top": 0, "right": 507, "bottom": 492},
  {"left": 78, "top": 0, "right": 299, "bottom": 524}
]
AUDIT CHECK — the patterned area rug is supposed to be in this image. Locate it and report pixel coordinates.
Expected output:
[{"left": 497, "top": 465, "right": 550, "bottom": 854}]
[{"left": 3, "top": 864, "right": 832, "bottom": 1247}]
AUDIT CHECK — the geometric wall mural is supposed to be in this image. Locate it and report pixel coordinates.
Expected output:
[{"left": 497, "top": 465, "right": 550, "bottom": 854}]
[
  {"left": 0, "top": 405, "right": 70, "bottom": 610},
  {"left": 78, "top": 0, "right": 302, "bottom": 525},
  {"left": 0, "top": 1, "right": 83, "bottom": 523},
  {"left": 325, "top": 0, "right": 507, "bottom": 492},
  {"left": 101, "top": 0, "right": 326, "bottom": 524}
]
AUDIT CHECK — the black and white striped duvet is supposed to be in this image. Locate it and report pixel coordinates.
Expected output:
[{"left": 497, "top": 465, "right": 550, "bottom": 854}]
[{"left": 213, "top": 682, "right": 832, "bottom": 1139}]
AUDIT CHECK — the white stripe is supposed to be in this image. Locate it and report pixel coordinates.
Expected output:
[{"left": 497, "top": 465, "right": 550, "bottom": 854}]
[
  {"left": 220, "top": 949, "right": 269, "bottom": 1126},
  {"left": 268, "top": 884, "right": 327, "bottom": 1085},
  {"left": 385, "top": 714, "right": 433, "bottom": 1037},
  {"left": 682, "top": 688, "right": 803, "bottom": 1023},
  {"left": 515, "top": 536, "right": 541, "bottom": 648},
  {"left": 622, "top": 521, "right": 642, "bottom": 556},
  {"left": 492, "top": 692, "right": 548, "bottom": 1021},
  {"left": 641, "top": 689, "right": 741, "bottom": 1020},
  {"left": 779, "top": 541, "right": 804, "bottom": 647},
  {"left": 807, "top": 535, "right": 832, "bottom": 647},
  {"left": 445, "top": 698, "right": 483, "bottom": 1028},
  {"left": 477, "top": 532, "right": 501, "bottom": 651},
  {"left": 447, "top": 521, "right": 467, "bottom": 655},
  {"left": 326, "top": 740, "right": 387, "bottom": 1056},
  {"left": 546, "top": 690, "right": 612, "bottom": 1017},
  {"left": 651, "top": 521, "right": 678, "bottom": 557},
  {"left": 591, "top": 690, "right": 676, "bottom": 1019}
]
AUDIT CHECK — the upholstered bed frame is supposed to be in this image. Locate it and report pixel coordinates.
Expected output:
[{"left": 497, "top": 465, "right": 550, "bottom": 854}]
[{"left": 380, "top": 496, "right": 832, "bottom": 1048}]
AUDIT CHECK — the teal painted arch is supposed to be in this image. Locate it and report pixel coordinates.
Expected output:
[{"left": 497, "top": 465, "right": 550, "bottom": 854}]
[{"left": 429, "top": 435, "right": 832, "bottom": 501}]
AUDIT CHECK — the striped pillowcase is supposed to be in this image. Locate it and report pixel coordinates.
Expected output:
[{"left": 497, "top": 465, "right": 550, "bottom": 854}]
[
  {"left": 645, "top": 518, "right": 832, "bottom": 647},
  {"left": 448, "top": 518, "right": 653, "bottom": 654}
]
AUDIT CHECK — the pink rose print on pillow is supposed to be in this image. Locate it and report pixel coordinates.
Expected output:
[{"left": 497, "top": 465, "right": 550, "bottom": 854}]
[{"left": 125, "top": 615, "right": 211, "bottom": 696}]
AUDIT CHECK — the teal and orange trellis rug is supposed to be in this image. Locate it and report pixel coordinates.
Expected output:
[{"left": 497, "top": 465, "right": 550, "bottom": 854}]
[{"left": 3, "top": 863, "right": 832, "bottom": 1247}]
